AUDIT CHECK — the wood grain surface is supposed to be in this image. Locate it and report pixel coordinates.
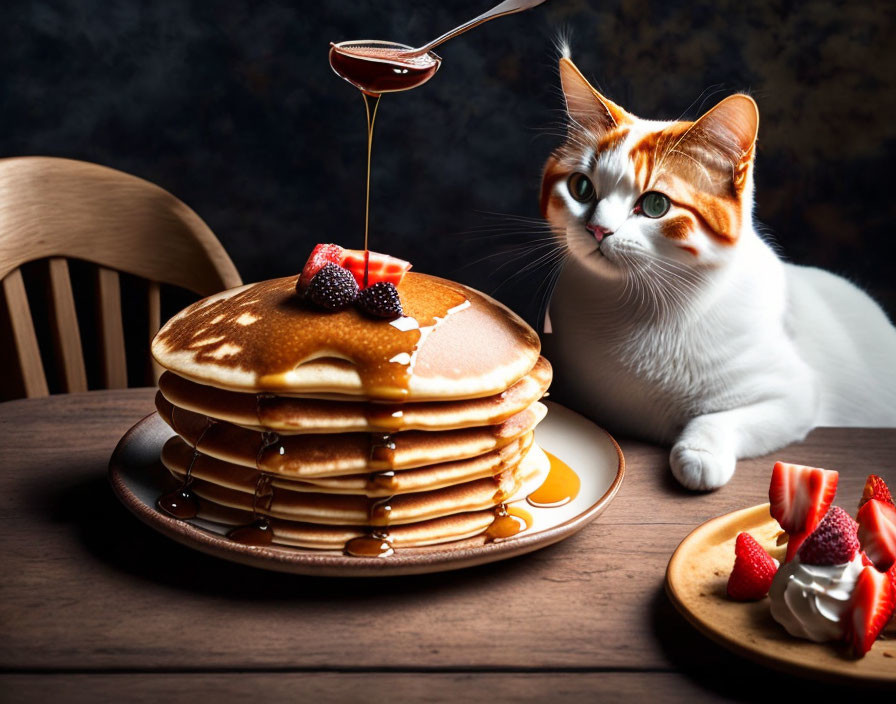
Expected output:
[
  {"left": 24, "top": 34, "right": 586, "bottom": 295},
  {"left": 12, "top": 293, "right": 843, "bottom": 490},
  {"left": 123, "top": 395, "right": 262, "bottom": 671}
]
[{"left": 1, "top": 390, "right": 893, "bottom": 701}]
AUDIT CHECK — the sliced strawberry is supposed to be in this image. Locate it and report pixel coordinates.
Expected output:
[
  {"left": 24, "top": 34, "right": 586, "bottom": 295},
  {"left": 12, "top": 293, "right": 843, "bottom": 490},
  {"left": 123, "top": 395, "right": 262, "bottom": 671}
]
[
  {"left": 846, "top": 564, "right": 896, "bottom": 656},
  {"left": 857, "top": 499, "right": 896, "bottom": 571},
  {"left": 298, "top": 243, "right": 346, "bottom": 293},
  {"left": 768, "top": 461, "right": 838, "bottom": 561},
  {"left": 342, "top": 249, "right": 412, "bottom": 288},
  {"left": 858, "top": 474, "right": 894, "bottom": 511},
  {"left": 727, "top": 532, "right": 779, "bottom": 601}
]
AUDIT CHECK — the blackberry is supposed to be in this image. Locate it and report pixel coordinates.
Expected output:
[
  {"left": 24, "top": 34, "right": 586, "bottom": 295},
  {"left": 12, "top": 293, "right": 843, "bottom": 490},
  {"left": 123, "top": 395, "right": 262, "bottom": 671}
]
[
  {"left": 306, "top": 263, "right": 359, "bottom": 311},
  {"left": 358, "top": 281, "right": 403, "bottom": 318}
]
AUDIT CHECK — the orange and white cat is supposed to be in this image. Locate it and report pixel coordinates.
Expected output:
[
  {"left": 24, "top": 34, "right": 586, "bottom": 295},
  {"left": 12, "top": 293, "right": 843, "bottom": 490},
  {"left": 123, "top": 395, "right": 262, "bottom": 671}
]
[{"left": 541, "top": 52, "right": 896, "bottom": 490}]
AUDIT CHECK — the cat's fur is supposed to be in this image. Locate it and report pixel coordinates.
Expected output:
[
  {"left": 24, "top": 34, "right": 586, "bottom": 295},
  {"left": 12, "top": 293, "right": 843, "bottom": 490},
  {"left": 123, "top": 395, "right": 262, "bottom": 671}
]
[{"left": 540, "top": 54, "right": 896, "bottom": 490}]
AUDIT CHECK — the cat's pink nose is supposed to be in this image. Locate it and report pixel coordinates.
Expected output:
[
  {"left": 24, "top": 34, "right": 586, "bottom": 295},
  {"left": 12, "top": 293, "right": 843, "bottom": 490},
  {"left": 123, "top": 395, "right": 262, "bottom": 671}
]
[{"left": 587, "top": 223, "right": 613, "bottom": 242}]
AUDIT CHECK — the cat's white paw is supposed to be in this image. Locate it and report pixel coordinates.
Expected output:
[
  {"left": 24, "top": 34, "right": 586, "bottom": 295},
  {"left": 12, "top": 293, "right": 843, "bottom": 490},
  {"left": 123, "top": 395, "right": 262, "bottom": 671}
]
[{"left": 669, "top": 443, "right": 736, "bottom": 491}]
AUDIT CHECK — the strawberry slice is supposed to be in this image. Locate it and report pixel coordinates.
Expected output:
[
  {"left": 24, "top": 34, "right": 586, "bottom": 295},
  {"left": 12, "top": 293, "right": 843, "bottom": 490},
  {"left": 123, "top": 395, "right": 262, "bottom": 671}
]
[
  {"left": 858, "top": 474, "right": 894, "bottom": 511},
  {"left": 298, "top": 244, "right": 346, "bottom": 293},
  {"left": 768, "top": 462, "right": 839, "bottom": 561},
  {"left": 342, "top": 249, "right": 412, "bottom": 288},
  {"left": 846, "top": 564, "right": 896, "bottom": 656},
  {"left": 857, "top": 499, "right": 896, "bottom": 571},
  {"left": 727, "top": 532, "right": 779, "bottom": 601}
]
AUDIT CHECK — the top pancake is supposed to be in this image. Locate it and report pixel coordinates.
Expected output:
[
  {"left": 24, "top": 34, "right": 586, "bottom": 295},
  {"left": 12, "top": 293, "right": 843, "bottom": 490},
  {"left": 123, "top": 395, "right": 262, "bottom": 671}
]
[{"left": 152, "top": 273, "right": 541, "bottom": 401}]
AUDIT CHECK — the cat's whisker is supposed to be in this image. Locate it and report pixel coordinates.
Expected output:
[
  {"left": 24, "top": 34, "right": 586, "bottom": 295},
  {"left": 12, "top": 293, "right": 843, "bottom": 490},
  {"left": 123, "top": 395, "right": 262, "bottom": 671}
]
[
  {"left": 493, "top": 243, "right": 564, "bottom": 274},
  {"left": 492, "top": 245, "right": 567, "bottom": 294}
]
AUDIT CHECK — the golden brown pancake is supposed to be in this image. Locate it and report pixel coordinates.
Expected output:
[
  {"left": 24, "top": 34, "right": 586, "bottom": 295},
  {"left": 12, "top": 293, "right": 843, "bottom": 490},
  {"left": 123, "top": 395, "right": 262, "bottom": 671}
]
[
  {"left": 156, "top": 392, "right": 547, "bottom": 476},
  {"left": 169, "top": 444, "right": 548, "bottom": 527},
  {"left": 156, "top": 355, "right": 551, "bottom": 433},
  {"left": 151, "top": 273, "right": 541, "bottom": 401},
  {"left": 194, "top": 498, "right": 498, "bottom": 549},
  {"left": 161, "top": 432, "right": 533, "bottom": 496}
]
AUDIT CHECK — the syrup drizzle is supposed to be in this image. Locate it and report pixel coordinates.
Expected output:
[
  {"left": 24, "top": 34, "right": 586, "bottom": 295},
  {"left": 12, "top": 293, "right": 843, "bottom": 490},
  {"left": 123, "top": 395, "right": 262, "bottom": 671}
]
[
  {"left": 366, "top": 470, "right": 397, "bottom": 495},
  {"left": 226, "top": 430, "right": 280, "bottom": 546},
  {"left": 362, "top": 92, "right": 380, "bottom": 271},
  {"left": 157, "top": 413, "right": 215, "bottom": 519},
  {"left": 369, "top": 432, "right": 397, "bottom": 466}
]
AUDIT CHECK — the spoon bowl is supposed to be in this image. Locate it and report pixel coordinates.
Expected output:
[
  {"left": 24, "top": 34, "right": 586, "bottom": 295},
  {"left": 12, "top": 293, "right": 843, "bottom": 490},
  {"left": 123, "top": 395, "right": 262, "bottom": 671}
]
[{"left": 328, "top": 40, "right": 441, "bottom": 95}]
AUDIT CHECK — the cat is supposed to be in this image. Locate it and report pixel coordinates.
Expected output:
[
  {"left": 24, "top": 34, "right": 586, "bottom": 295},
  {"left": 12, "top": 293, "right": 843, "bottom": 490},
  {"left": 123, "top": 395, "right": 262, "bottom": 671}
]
[{"left": 539, "top": 51, "right": 896, "bottom": 490}]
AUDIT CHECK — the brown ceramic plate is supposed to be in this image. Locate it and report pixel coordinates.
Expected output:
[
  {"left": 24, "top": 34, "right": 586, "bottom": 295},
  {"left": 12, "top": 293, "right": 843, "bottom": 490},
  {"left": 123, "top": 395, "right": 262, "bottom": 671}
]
[
  {"left": 666, "top": 503, "right": 896, "bottom": 685},
  {"left": 108, "top": 401, "right": 624, "bottom": 577}
]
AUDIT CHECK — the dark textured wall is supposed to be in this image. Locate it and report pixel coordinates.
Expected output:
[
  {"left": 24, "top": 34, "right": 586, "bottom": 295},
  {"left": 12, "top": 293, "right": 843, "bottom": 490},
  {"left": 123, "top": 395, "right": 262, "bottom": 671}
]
[{"left": 3, "top": 0, "right": 895, "bottom": 329}]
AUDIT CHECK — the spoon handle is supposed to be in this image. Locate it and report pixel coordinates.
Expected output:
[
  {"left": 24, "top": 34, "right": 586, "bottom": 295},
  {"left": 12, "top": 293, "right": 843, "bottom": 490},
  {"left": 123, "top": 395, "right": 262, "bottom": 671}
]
[{"left": 408, "top": 0, "right": 548, "bottom": 57}]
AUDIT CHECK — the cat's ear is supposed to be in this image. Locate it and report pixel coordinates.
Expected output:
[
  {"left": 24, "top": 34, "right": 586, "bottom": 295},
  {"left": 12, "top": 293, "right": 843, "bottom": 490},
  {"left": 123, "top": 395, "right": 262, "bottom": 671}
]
[
  {"left": 682, "top": 94, "right": 759, "bottom": 193},
  {"left": 559, "top": 57, "right": 630, "bottom": 134}
]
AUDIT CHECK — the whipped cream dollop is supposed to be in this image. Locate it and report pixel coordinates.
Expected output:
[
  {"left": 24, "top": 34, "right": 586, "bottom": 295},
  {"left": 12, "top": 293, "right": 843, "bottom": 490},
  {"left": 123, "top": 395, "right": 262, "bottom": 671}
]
[{"left": 768, "top": 552, "right": 864, "bottom": 642}]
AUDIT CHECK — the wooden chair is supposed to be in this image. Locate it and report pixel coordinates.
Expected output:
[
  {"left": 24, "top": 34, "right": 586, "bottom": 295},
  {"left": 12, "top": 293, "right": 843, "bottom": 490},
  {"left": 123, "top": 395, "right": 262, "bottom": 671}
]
[{"left": 0, "top": 156, "right": 242, "bottom": 398}]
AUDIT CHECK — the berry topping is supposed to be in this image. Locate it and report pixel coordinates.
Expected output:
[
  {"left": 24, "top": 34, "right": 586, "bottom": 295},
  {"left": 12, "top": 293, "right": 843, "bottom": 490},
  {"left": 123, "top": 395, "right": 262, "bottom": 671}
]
[
  {"left": 768, "top": 461, "right": 839, "bottom": 561},
  {"left": 857, "top": 498, "right": 896, "bottom": 572},
  {"left": 358, "top": 281, "right": 404, "bottom": 319},
  {"left": 797, "top": 506, "right": 859, "bottom": 566},
  {"left": 306, "top": 263, "right": 359, "bottom": 311},
  {"left": 858, "top": 474, "right": 894, "bottom": 511},
  {"left": 846, "top": 564, "right": 896, "bottom": 657},
  {"left": 297, "top": 243, "right": 346, "bottom": 294},
  {"left": 727, "top": 532, "right": 779, "bottom": 601},
  {"left": 342, "top": 249, "right": 412, "bottom": 288}
]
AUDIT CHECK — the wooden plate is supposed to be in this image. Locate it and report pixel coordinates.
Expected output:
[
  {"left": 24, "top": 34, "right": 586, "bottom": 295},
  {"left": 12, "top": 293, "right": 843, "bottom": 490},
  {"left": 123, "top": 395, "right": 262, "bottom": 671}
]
[
  {"left": 666, "top": 503, "right": 896, "bottom": 685},
  {"left": 108, "top": 401, "right": 624, "bottom": 577}
]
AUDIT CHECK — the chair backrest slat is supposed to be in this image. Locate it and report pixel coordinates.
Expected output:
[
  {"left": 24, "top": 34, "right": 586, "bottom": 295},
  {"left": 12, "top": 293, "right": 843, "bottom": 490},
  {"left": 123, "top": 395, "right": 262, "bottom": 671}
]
[
  {"left": 47, "top": 257, "right": 88, "bottom": 393},
  {"left": 2, "top": 269, "right": 49, "bottom": 397},
  {"left": 147, "top": 280, "right": 162, "bottom": 384},
  {"left": 96, "top": 266, "right": 128, "bottom": 389}
]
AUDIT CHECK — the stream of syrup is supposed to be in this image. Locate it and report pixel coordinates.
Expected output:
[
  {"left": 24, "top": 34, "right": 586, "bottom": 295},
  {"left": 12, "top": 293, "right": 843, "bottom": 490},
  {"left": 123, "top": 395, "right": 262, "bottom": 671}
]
[{"left": 328, "top": 42, "right": 440, "bottom": 281}]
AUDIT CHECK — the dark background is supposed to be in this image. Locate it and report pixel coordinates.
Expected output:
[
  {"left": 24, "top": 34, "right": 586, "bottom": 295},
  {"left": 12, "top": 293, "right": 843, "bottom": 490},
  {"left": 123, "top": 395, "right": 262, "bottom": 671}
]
[{"left": 2, "top": 0, "right": 895, "bottom": 384}]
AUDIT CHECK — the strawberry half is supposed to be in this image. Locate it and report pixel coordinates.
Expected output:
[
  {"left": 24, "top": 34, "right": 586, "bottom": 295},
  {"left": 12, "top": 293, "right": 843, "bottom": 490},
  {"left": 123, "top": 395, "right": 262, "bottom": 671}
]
[
  {"left": 858, "top": 474, "right": 894, "bottom": 511},
  {"left": 857, "top": 499, "right": 896, "bottom": 571},
  {"left": 768, "top": 461, "right": 838, "bottom": 561},
  {"left": 298, "top": 243, "right": 346, "bottom": 293},
  {"left": 846, "top": 564, "right": 896, "bottom": 657},
  {"left": 342, "top": 249, "right": 412, "bottom": 288},
  {"left": 727, "top": 532, "right": 779, "bottom": 601}
]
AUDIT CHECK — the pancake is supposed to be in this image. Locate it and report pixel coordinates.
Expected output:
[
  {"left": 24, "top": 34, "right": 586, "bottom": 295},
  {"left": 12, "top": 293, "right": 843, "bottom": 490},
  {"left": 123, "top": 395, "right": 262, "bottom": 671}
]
[
  {"left": 151, "top": 273, "right": 541, "bottom": 401},
  {"left": 150, "top": 268, "right": 553, "bottom": 554},
  {"left": 156, "top": 355, "right": 552, "bottom": 433},
  {"left": 161, "top": 432, "right": 534, "bottom": 496},
  {"left": 193, "top": 499, "right": 498, "bottom": 550},
  {"left": 156, "top": 392, "right": 547, "bottom": 476},
  {"left": 168, "top": 444, "right": 549, "bottom": 527}
]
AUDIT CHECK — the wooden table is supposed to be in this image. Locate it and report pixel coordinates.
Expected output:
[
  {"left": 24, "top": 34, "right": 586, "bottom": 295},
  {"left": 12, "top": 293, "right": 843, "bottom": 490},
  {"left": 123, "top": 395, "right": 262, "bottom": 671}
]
[{"left": 1, "top": 390, "right": 893, "bottom": 702}]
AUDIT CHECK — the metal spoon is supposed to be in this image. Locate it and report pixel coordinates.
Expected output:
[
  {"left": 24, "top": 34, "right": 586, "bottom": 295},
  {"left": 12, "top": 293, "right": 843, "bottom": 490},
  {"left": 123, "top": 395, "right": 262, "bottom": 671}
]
[
  {"left": 401, "top": 0, "right": 548, "bottom": 59},
  {"left": 329, "top": 0, "right": 547, "bottom": 94}
]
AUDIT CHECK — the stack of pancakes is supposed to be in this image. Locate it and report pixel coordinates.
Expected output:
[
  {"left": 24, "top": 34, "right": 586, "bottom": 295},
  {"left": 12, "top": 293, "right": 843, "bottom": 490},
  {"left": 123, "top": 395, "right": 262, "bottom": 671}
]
[{"left": 151, "top": 272, "right": 552, "bottom": 554}]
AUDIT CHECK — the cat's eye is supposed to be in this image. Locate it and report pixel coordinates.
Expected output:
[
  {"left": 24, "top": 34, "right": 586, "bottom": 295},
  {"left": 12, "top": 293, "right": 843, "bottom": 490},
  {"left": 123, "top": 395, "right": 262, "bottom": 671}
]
[
  {"left": 567, "top": 173, "right": 595, "bottom": 203},
  {"left": 638, "top": 191, "right": 671, "bottom": 218}
]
